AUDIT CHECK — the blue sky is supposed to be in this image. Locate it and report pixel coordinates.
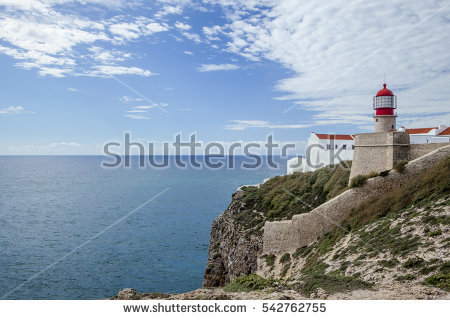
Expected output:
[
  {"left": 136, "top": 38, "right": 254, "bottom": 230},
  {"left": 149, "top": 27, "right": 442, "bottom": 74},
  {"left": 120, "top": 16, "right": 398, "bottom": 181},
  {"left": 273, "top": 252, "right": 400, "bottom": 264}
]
[{"left": 0, "top": 0, "right": 449, "bottom": 155}]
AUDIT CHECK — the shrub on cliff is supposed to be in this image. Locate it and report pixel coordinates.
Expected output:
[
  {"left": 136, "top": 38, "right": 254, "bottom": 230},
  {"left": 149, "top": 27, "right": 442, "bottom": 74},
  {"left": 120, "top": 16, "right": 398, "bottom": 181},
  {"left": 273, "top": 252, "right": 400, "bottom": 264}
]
[
  {"left": 238, "top": 161, "right": 351, "bottom": 229},
  {"left": 394, "top": 160, "right": 409, "bottom": 173},
  {"left": 223, "top": 274, "right": 276, "bottom": 292},
  {"left": 350, "top": 175, "right": 368, "bottom": 188}
]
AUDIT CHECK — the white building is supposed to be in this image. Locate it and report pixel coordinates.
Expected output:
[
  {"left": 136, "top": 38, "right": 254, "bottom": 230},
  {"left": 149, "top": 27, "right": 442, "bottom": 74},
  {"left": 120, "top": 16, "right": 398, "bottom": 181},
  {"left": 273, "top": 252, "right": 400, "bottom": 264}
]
[
  {"left": 287, "top": 132, "right": 355, "bottom": 174},
  {"left": 399, "top": 126, "right": 450, "bottom": 144},
  {"left": 287, "top": 126, "right": 449, "bottom": 175}
]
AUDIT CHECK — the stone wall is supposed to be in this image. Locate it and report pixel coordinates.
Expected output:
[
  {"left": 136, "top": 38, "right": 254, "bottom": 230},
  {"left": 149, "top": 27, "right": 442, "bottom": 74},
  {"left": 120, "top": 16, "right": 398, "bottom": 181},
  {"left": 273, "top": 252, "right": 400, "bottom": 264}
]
[
  {"left": 349, "top": 131, "right": 410, "bottom": 181},
  {"left": 408, "top": 143, "right": 448, "bottom": 161},
  {"left": 262, "top": 144, "right": 450, "bottom": 255}
]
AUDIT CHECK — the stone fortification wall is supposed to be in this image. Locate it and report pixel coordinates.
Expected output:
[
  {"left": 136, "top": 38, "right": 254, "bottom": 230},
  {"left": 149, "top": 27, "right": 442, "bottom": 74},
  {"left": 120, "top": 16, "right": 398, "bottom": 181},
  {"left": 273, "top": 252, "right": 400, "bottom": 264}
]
[{"left": 262, "top": 144, "right": 450, "bottom": 255}]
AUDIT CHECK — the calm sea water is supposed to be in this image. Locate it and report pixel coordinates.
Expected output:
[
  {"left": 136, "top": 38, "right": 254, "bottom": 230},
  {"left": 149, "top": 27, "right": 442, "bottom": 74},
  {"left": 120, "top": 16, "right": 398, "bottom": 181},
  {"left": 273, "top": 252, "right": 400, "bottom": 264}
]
[{"left": 0, "top": 156, "right": 286, "bottom": 299}]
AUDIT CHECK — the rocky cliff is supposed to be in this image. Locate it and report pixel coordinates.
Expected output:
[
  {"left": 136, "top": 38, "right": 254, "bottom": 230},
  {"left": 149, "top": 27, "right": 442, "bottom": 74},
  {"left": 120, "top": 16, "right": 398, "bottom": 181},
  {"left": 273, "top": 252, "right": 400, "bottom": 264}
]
[
  {"left": 202, "top": 190, "right": 262, "bottom": 287},
  {"left": 203, "top": 163, "right": 351, "bottom": 287}
]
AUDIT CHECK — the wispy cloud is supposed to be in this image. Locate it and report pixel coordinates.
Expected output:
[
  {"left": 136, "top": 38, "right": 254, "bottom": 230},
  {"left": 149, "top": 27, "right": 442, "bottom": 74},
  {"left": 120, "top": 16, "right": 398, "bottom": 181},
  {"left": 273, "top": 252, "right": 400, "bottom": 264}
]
[
  {"left": 88, "top": 65, "right": 156, "bottom": 77},
  {"left": 184, "top": 50, "right": 194, "bottom": 55},
  {"left": 125, "top": 114, "right": 150, "bottom": 120},
  {"left": 67, "top": 87, "right": 78, "bottom": 92},
  {"left": 0, "top": 2, "right": 169, "bottom": 78},
  {"left": 206, "top": 0, "right": 450, "bottom": 127},
  {"left": 225, "top": 120, "right": 313, "bottom": 131},
  {"left": 175, "top": 21, "right": 192, "bottom": 31},
  {"left": 0, "top": 106, "right": 32, "bottom": 114},
  {"left": 120, "top": 96, "right": 143, "bottom": 103},
  {"left": 197, "top": 63, "right": 239, "bottom": 72}
]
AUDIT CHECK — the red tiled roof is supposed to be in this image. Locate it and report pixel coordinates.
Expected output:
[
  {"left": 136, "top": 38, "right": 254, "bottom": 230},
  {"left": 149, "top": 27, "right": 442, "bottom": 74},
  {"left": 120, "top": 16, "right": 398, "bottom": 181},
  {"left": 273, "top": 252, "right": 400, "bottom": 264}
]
[
  {"left": 405, "top": 127, "right": 438, "bottom": 134},
  {"left": 438, "top": 127, "right": 450, "bottom": 136},
  {"left": 315, "top": 133, "right": 355, "bottom": 140}
]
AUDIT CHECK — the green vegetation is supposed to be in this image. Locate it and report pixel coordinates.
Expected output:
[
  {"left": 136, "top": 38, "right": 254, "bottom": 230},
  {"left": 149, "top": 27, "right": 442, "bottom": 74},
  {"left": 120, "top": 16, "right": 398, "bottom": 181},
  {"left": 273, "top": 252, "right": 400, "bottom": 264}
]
[
  {"left": 379, "top": 258, "right": 400, "bottom": 268},
  {"left": 394, "top": 160, "right": 409, "bottom": 173},
  {"left": 394, "top": 274, "right": 416, "bottom": 281},
  {"left": 280, "top": 253, "right": 291, "bottom": 264},
  {"left": 367, "top": 171, "right": 379, "bottom": 178},
  {"left": 422, "top": 215, "right": 450, "bottom": 226},
  {"left": 427, "top": 229, "right": 442, "bottom": 237},
  {"left": 280, "top": 263, "right": 291, "bottom": 278},
  {"left": 298, "top": 157, "right": 449, "bottom": 285},
  {"left": 349, "top": 175, "right": 368, "bottom": 188},
  {"left": 424, "top": 274, "right": 450, "bottom": 291},
  {"left": 224, "top": 274, "right": 276, "bottom": 292},
  {"left": 379, "top": 170, "right": 390, "bottom": 177},
  {"left": 293, "top": 245, "right": 313, "bottom": 259},
  {"left": 299, "top": 262, "right": 372, "bottom": 295},
  {"left": 402, "top": 258, "right": 425, "bottom": 269},
  {"left": 262, "top": 254, "right": 275, "bottom": 267},
  {"left": 236, "top": 161, "right": 351, "bottom": 236}
]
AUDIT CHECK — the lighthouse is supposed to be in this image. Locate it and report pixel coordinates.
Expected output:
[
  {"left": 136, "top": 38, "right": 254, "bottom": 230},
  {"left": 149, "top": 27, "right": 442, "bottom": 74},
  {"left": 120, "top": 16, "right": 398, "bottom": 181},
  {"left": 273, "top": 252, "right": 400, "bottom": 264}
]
[{"left": 373, "top": 83, "right": 397, "bottom": 132}]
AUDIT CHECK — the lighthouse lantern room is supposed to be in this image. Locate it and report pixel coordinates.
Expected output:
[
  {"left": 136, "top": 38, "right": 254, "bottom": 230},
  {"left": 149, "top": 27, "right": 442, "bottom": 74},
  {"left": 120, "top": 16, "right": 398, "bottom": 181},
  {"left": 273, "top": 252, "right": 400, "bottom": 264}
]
[{"left": 373, "top": 83, "right": 397, "bottom": 132}]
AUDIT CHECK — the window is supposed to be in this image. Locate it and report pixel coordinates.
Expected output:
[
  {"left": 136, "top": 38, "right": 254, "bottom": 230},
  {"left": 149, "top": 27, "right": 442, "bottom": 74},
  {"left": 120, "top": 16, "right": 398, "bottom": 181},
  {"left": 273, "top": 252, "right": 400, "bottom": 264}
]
[
  {"left": 342, "top": 144, "right": 347, "bottom": 150},
  {"left": 392, "top": 125, "right": 394, "bottom": 129},
  {"left": 327, "top": 144, "right": 331, "bottom": 150},
  {"left": 352, "top": 145, "right": 355, "bottom": 150},
  {"left": 376, "top": 119, "right": 379, "bottom": 122},
  {"left": 335, "top": 144, "right": 338, "bottom": 149}
]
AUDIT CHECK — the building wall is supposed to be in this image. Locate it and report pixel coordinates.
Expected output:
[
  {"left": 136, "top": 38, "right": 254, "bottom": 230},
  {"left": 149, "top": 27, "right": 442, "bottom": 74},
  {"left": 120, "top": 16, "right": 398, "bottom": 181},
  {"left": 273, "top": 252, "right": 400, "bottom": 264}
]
[
  {"left": 410, "top": 135, "right": 450, "bottom": 144},
  {"left": 262, "top": 144, "right": 450, "bottom": 255},
  {"left": 349, "top": 131, "right": 409, "bottom": 181},
  {"left": 286, "top": 133, "right": 354, "bottom": 174},
  {"left": 374, "top": 115, "right": 396, "bottom": 132},
  {"left": 407, "top": 143, "right": 450, "bottom": 160}
]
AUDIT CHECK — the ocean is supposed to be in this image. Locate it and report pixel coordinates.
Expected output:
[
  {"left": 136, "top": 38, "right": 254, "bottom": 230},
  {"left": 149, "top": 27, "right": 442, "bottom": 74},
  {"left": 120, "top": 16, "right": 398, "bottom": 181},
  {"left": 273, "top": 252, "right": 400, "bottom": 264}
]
[{"left": 0, "top": 156, "right": 286, "bottom": 299}]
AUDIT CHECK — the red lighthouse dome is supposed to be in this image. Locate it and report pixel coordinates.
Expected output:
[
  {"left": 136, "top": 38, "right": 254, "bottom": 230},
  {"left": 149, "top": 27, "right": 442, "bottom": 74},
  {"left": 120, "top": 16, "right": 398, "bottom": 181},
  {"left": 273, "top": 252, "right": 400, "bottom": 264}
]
[
  {"left": 373, "top": 83, "right": 397, "bottom": 115},
  {"left": 376, "top": 83, "right": 394, "bottom": 97}
]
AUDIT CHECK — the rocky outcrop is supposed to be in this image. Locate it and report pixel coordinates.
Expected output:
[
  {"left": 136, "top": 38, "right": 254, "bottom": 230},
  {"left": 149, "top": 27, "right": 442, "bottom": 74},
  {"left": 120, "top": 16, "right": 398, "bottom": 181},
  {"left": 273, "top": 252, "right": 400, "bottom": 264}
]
[{"left": 202, "top": 190, "right": 262, "bottom": 287}]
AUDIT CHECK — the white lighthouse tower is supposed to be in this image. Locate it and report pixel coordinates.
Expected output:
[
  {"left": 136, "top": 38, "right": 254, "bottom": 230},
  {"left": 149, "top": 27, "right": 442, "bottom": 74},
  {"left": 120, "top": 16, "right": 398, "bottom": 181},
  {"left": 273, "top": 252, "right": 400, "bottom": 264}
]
[{"left": 373, "top": 83, "right": 397, "bottom": 132}]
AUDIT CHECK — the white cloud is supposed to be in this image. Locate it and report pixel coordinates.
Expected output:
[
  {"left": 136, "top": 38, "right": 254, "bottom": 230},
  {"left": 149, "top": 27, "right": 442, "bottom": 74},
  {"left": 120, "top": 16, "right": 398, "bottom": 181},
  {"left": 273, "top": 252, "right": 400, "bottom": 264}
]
[
  {"left": 125, "top": 114, "right": 150, "bottom": 119},
  {"left": 197, "top": 63, "right": 239, "bottom": 72},
  {"left": 202, "top": 25, "right": 222, "bottom": 41},
  {"left": 175, "top": 21, "right": 191, "bottom": 30},
  {"left": 120, "top": 96, "right": 143, "bottom": 103},
  {"left": 67, "top": 87, "right": 78, "bottom": 92},
  {"left": 0, "top": 2, "right": 169, "bottom": 77},
  {"left": 184, "top": 50, "right": 194, "bottom": 55},
  {"left": 89, "top": 65, "right": 155, "bottom": 77},
  {"left": 181, "top": 31, "right": 201, "bottom": 43},
  {"left": 109, "top": 18, "right": 168, "bottom": 43},
  {"left": 225, "top": 120, "right": 312, "bottom": 131},
  {"left": 155, "top": 5, "right": 183, "bottom": 18},
  {"left": 0, "top": 106, "right": 25, "bottom": 114},
  {"left": 207, "top": 0, "right": 450, "bottom": 127}
]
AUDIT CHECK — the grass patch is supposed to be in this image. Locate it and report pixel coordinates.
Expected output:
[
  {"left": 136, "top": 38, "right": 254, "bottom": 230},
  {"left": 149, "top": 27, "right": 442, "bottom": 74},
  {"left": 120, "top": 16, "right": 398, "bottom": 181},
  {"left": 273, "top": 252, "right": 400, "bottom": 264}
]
[
  {"left": 262, "top": 254, "right": 275, "bottom": 267},
  {"left": 424, "top": 274, "right": 450, "bottom": 292},
  {"left": 293, "top": 245, "right": 313, "bottom": 259},
  {"left": 280, "top": 263, "right": 291, "bottom": 278},
  {"left": 402, "top": 258, "right": 425, "bottom": 269},
  {"left": 235, "top": 162, "right": 351, "bottom": 236},
  {"left": 300, "top": 157, "right": 450, "bottom": 281},
  {"left": 280, "top": 253, "right": 291, "bottom": 264},
  {"left": 427, "top": 229, "right": 442, "bottom": 237},
  {"left": 350, "top": 175, "right": 368, "bottom": 188},
  {"left": 300, "top": 273, "right": 373, "bottom": 295},
  {"left": 379, "top": 170, "right": 390, "bottom": 177},
  {"left": 379, "top": 258, "right": 400, "bottom": 268},
  {"left": 394, "top": 160, "right": 409, "bottom": 173},
  {"left": 394, "top": 274, "right": 416, "bottom": 281},
  {"left": 224, "top": 274, "right": 276, "bottom": 292}
]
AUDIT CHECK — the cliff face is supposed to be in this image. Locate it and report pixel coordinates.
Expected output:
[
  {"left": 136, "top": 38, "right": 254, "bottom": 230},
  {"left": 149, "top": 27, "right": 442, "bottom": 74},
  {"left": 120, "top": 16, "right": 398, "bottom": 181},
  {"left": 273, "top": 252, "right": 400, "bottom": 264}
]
[
  {"left": 203, "top": 163, "right": 351, "bottom": 287},
  {"left": 203, "top": 190, "right": 262, "bottom": 287}
]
